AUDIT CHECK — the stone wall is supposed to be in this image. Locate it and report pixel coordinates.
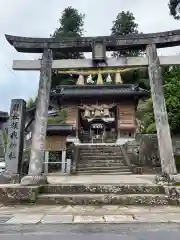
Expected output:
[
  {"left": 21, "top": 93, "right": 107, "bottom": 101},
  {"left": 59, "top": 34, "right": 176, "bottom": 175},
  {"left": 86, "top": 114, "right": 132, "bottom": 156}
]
[{"left": 125, "top": 134, "right": 180, "bottom": 168}]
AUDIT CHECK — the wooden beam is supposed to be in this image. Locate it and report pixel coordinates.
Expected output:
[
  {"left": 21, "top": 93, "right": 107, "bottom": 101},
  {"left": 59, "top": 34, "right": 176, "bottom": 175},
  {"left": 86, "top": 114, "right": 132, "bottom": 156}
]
[
  {"left": 146, "top": 44, "right": 177, "bottom": 174},
  {"left": 12, "top": 56, "right": 180, "bottom": 71}
]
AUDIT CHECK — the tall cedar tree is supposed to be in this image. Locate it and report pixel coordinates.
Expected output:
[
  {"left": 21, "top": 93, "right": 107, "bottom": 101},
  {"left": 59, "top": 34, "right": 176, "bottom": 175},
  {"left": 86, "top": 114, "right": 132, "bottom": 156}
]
[
  {"left": 110, "top": 11, "right": 148, "bottom": 89},
  {"left": 51, "top": 7, "right": 85, "bottom": 88},
  {"left": 169, "top": 0, "right": 180, "bottom": 19},
  {"left": 111, "top": 11, "right": 140, "bottom": 57}
]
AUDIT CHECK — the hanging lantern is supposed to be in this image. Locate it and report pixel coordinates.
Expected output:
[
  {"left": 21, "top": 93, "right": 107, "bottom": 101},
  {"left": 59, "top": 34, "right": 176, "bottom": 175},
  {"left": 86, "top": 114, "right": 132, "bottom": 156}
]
[
  {"left": 95, "top": 109, "right": 101, "bottom": 117},
  {"left": 115, "top": 72, "right": 123, "bottom": 84},
  {"left": 76, "top": 74, "right": 85, "bottom": 85},
  {"left": 84, "top": 109, "right": 90, "bottom": 118},
  {"left": 96, "top": 72, "right": 103, "bottom": 85},
  {"left": 106, "top": 74, "right": 112, "bottom": 83}
]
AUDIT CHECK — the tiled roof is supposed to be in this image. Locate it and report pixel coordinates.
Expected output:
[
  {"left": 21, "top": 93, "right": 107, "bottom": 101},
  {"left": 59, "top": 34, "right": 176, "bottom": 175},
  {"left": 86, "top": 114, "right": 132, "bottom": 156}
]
[
  {"left": 50, "top": 84, "right": 149, "bottom": 103},
  {"left": 0, "top": 111, "right": 8, "bottom": 121}
]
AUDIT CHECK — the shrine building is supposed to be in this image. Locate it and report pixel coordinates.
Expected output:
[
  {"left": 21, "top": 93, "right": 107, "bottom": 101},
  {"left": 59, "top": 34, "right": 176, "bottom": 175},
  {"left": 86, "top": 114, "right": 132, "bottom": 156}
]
[{"left": 24, "top": 73, "right": 148, "bottom": 175}]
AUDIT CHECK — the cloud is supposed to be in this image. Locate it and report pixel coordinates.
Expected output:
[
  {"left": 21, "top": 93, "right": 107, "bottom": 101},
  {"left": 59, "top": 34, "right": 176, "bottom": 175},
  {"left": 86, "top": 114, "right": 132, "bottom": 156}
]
[{"left": 0, "top": 0, "right": 179, "bottom": 111}]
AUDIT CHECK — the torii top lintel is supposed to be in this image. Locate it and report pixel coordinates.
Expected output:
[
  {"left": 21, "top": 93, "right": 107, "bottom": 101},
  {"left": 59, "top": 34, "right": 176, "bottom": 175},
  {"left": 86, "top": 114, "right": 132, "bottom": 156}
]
[{"left": 5, "top": 29, "right": 180, "bottom": 53}]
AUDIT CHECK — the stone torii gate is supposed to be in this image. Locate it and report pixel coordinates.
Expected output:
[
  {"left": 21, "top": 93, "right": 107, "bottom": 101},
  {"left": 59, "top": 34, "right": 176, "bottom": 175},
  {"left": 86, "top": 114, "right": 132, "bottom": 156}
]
[{"left": 5, "top": 29, "right": 180, "bottom": 185}]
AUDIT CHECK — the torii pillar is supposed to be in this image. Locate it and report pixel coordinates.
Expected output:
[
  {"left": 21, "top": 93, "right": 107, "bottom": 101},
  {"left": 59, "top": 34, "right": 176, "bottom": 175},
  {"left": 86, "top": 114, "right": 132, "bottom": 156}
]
[
  {"left": 21, "top": 49, "right": 53, "bottom": 185},
  {"left": 146, "top": 44, "right": 177, "bottom": 175}
]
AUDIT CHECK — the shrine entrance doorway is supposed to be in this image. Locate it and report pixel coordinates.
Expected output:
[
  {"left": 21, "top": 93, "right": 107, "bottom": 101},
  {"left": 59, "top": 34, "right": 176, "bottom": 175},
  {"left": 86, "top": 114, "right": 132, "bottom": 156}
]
[{"left": 90, "top": 122, "right": 105, "bottom": 143}]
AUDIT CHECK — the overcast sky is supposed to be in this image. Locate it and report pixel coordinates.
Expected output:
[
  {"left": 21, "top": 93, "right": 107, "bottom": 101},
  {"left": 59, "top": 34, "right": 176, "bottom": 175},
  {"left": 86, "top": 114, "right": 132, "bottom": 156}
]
[{"left": 0, "top": 0, "right": 180, "bottom": 112}]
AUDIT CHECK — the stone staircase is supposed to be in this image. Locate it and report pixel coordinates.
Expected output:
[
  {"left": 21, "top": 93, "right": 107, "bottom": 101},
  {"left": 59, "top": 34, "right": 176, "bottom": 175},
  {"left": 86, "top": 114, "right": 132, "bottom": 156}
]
[
  {"left": 76, "top": 144, "right": 132, "bottom": 175},
  {"left": 36, "top": 184, "right": 169, "bottom": 206},
  {"left": 0, "top": 180, "right": 178, "bottom": 206}
]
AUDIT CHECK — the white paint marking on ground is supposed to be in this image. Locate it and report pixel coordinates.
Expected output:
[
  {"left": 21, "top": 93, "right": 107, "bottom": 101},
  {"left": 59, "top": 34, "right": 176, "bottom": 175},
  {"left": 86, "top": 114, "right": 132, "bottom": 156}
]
[
  {"left": 74, "top": 215, "right": 105, "bottom": 223},
  {"left": 41, "top": 215, "right": 73, "bottom": 224},
  {"left": 165, "top": 213, "right": 180, "bottom": 223},
  {"left": 5, "top": 214, "right": 44, "bottom": 224},
  {"left": 104, "top": 215, "right": 134, "bottom": 223},
  {"left": 134, "top": 213, "right": 168, "bottom": 223}
]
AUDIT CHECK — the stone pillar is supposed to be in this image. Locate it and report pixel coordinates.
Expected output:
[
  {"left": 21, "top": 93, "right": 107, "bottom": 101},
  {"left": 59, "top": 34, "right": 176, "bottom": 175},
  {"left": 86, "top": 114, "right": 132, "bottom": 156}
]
[
  {"left": 66, "top": 158, "right": 71, "bottom": 174},
  {"left": 61, "top": 150, "right": 66, "bottom": 173},
  {"left": 0, "top": 124, "right": 5, "bottom": 161},
  {"left": 116, "top": 105, "right": 121, "bottom": 144},
  {"left": 44, "top": 151, "right": 49, "bottom": 174},
  {"left": 0, "top": 99, "right": 26, "bottom": 183},
  {"left": 146, "top": 44, "right": 177, "bottom": 174},
  {"left": 75, "top": 107, "right": 80, "bottom": 144},
  {"left": 21, "top": 48, "right": 53, "bottom": 185}
]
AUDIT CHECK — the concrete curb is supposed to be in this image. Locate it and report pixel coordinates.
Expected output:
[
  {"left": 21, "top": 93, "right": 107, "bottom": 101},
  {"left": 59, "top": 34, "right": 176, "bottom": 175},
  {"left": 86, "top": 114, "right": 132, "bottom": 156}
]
[{"left": 0, "top": 213, "right": 180, "bottom": 224}]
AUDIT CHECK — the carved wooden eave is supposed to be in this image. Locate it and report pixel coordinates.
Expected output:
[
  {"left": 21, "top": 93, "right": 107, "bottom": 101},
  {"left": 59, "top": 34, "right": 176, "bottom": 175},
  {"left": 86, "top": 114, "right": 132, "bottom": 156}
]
[
  {"left": 79, "top": 104, "right": 115, "bottom": 119},
  {"left": 79, "top": 104, "right": 115, "bottom": 111},
  {"left": 5, "top": 29, "right": 180, "bottom": 53}
]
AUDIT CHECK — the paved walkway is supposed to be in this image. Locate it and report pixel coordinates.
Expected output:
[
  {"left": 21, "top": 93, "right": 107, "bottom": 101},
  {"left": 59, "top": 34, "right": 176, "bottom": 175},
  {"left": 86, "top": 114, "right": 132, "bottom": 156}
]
[
  {"left": 0, "top": 205, "right": 180, "bottom": 224},
  {"left": 47, "top": 174, "right": 156, "bottom": 184}
]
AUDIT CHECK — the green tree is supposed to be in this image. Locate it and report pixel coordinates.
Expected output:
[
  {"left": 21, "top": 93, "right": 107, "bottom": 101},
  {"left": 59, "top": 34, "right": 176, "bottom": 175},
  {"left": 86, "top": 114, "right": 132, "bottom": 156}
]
[
  {"left": 164, "top": 67, "right": 180, "bottom": 133},
  {"left": 26, "top": 97, "right": 35, "bottom": 108},
  {"left": 51, "top": 7, "right": 85, "bottom": 89},
  {"left": 110, "top": 11, "right": 147, "bottom": 88},
  {"left": 111, "top": 11, "right": 141, "bottom": 57},
  {"left": 169, "top": 0, "right": 180, "bottom": 19},
  {"left": 137, "top": 98, "right": 155, "bottom": 133},
  {"left": 138, "top": 67, "right": 180, "bottom": 134},
  {"left": 48, "top": 109, "right": 68, "bottom": 124},
  {"left": 121, "top": 68, "right": 150, "bottom": 90}
]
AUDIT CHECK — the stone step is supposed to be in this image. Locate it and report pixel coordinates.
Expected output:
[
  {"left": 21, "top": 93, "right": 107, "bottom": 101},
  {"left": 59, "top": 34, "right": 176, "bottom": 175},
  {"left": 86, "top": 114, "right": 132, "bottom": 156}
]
[
  {"left": 80, "top": 152, "right": 123, "bottom": 156},
  {"left": 80, "top": 154, "right": 123, "bottom": 160},
  {"left": 78, "top": 158, "right": 123, "bottom": 163},
  {"left": 76, "top": 167, "right": 130, "bottom": 172},
  {"left": 80, "top": 158, "right": 123, "bottom": 161},
  {"left": 76, "top": 171, "right": 132, "bottom": 175},
  {"left": 79, "top": 146, "right": 122, "bottom": 149},
  {"left": 79, "top": 159, "right": 123, "bottom": 163},
  {"left": 36, "top": 193, "right": 169, "bottom": 205},
  {"left": 77, "top": 160, "right": 126, "bottom": 167},
  {"left": 79, "top": 148, "right": 121, "bottom": 153},
  {"left": 80, "top": 153, "right": 123, "bottom": 157},
  {"left": 79, "top": 145, "right": 121, "bottom": 149},
  {"left": 40, "top": 184, "right": 165, "bottom": 195},
  {"left": 77, "top": 163, "right": 128, "bottom": 168}
]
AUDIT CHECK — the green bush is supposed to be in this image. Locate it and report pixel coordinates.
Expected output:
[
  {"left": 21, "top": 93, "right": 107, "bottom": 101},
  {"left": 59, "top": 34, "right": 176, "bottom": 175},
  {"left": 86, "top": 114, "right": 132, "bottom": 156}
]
[
  {"left": 175, "top": 155, "right": 180, "bottom": 172},
  {"left": 146, "top": 123, "right": 156, "bottom": 134},
  {"left": 48, "top": 109, "right": 68, "bottom": 124}
]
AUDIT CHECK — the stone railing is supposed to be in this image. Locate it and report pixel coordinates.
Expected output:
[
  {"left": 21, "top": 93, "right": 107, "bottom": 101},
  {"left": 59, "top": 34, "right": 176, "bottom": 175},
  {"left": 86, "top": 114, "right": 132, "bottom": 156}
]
[{"left": 124, "top": 134, "right": 180, "bottom": 169}]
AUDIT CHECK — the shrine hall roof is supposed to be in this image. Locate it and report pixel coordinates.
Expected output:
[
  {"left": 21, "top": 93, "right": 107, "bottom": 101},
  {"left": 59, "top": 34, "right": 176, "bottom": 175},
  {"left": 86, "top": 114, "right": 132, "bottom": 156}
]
[
  {"left": 46, "top": 123, "right": 73, "bottom": 136},
  {"left": 25, "top": 122, "right": 73, "bottom": 136},
  {"left": 50, "top": 84, "right": 149, "bottom": 104},
  {"left": 0, "top": 111, "right": 8, "bottom": 122}
]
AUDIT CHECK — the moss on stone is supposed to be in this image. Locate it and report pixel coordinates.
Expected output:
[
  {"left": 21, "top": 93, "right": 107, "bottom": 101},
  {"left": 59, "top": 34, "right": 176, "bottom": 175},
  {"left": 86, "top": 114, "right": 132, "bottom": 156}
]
[{"left": 0, "top": 186, "right": 40, "bottom": 205}]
